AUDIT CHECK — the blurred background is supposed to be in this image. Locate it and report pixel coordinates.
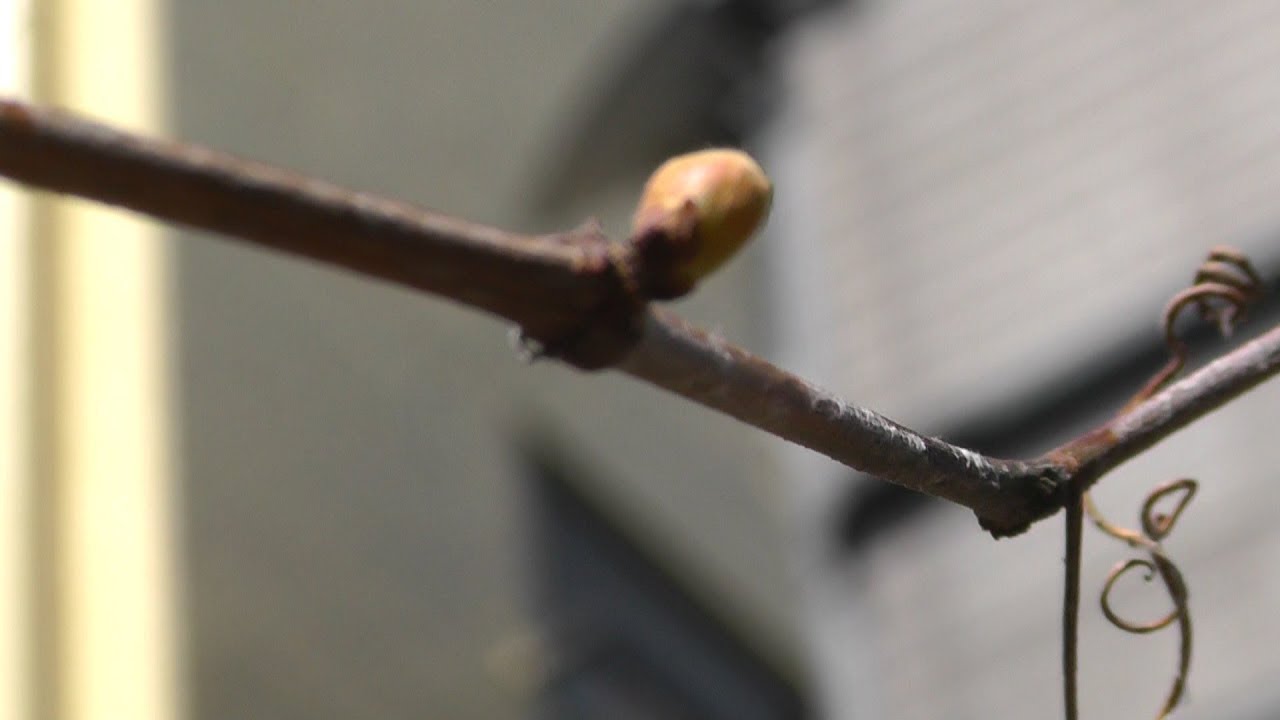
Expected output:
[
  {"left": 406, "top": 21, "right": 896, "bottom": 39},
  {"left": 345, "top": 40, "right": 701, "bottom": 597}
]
[{"left": 5, "top": 1, "right": 1280, "bottom": 718}]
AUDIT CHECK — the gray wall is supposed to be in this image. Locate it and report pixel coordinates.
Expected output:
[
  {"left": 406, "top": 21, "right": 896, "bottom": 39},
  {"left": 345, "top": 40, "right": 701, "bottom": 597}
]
[{"left": 167, "top": 2, "right": 803, "bottom": 718}]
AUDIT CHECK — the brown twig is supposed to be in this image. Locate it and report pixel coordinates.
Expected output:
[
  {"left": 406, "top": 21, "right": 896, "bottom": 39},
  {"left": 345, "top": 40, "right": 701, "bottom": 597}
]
[
  {"left": 3, "top": 97, "right": 1279, "bottom": 538},
  {"left": 0, "top": 98, "right": 640, "bottom": 366}
]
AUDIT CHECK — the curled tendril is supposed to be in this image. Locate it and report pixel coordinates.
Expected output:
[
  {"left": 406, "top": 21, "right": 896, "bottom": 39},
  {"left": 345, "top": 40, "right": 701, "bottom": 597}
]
[
  {"left": 1086, "top": 481, "right": 1195, "bottom": 720},
  {"left": 1099, "top": 558, "right": 1177, "bottom": 634},
  {"left": 1124, "top": 246, "right": 1263, "bottom": 410},
  {"left": 1074, "top": 247, "right": 1259, "bottom": 720},
  {"left": 1192, "top": 246, "right": 1263, "bottom": 329},
  {"left": 1142, "top": 478, "right": 1198, "bottom": 542}
]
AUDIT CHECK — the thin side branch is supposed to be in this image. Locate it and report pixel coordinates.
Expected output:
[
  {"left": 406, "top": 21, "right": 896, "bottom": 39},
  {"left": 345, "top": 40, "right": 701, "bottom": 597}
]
[
  {"left": 1051, "top": 322, "right": 1280, "bottom": 489},
  {"left": 3, "top": 97, "right": 1278, "bottom": 536},
  {"left": 1063, "top": 488, "right": 1083, "bottom": 720}
]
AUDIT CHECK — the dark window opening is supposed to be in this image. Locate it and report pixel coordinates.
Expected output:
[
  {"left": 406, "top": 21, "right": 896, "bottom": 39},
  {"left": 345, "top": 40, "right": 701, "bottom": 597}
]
[{"left": 520, "top": 442, "right": 810, "bottom": 720}]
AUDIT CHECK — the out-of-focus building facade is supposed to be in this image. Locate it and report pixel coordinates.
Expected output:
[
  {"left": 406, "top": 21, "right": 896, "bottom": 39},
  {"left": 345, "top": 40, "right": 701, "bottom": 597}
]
[
  {"left": 6, "top": 2, "right": 1280, "bottom": 720},
  {"left": 771, "top": 3, "right": 1280, "bottom": 718}
]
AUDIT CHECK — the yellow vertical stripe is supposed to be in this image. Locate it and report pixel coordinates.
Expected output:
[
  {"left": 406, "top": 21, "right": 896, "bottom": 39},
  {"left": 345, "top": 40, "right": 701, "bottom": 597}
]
[
  {"left": 30, "top": 0, "right": 182, "bottom": 717},
  {"left": 0, "top": 1, "right": 33, "bottom": 718}
]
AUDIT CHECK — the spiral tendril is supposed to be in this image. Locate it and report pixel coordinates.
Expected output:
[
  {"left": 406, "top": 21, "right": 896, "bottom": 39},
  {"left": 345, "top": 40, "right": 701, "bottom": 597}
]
[
  {"left": 1086, "top": 480, "right": 1194, "bottom": 719},
  {"left": 1078, "top": 246, "right": 1260, "bottom": 719},
  {"left": 1123, "top": 246, "right": 1263, "bottom": 411}
]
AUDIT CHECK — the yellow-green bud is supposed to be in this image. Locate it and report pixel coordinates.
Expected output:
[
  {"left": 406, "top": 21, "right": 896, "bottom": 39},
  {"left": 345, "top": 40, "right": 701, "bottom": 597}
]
[{"left": 629, "top": 148, "right": 772, "bottom": 297}]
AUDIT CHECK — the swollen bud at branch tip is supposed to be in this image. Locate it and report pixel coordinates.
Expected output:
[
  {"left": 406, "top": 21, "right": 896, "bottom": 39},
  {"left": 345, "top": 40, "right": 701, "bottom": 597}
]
[{"left": 628, "top": 148, "right": 772, "bottom": 299}]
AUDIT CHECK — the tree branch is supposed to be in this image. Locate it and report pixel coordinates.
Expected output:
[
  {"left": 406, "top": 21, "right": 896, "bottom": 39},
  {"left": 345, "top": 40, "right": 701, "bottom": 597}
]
[
  {"left": 618, "top": 310, "right": 1063, "bottom": 535},
  {"left": 0, "top": 98, "right": 625, "bottom": 354},
  {"left": 2, "top": 97, "right": 1277, "bottom": 537},
  {"left": 1049, "top": 322, "right": 1280, "bottom": 488}
]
